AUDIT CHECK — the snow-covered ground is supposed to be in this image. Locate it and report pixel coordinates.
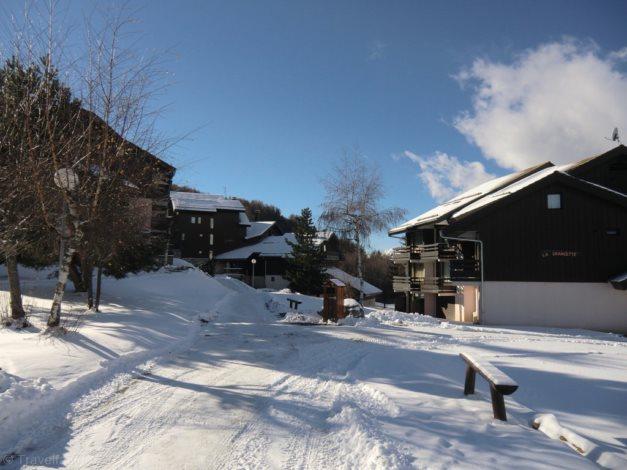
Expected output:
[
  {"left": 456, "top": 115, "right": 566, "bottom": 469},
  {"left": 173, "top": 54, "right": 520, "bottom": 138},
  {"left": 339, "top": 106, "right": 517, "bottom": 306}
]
[{"left": 1, "top": 265, "right": 626, "bottom": 469}]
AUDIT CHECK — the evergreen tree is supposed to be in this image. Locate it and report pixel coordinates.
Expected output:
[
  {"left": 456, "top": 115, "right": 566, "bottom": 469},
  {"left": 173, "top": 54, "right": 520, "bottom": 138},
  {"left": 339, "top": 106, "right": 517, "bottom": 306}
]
[{"left": 286, "top": 208, "right": 327, "bottom": 295}]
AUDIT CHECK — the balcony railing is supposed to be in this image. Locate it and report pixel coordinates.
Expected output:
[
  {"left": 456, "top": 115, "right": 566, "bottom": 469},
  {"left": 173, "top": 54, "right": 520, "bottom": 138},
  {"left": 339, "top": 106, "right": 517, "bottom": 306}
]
[
  {"left": 391, "top": 243, "right": 461, "bottom": 264},
  {"left": 450, "top": 259, "right": 481, "bottom": 281},
  {"left": 390, "top": 246, "right": 422, "bottom": 264},
  {"left": 392, "top": 275, "right": 423, "bottom": 292},
  {"left": 421, "top": 277, "right": 458, "bottom": 294},
  {"left": 419, "top": 243, "right": 459, "bottom": 262}
]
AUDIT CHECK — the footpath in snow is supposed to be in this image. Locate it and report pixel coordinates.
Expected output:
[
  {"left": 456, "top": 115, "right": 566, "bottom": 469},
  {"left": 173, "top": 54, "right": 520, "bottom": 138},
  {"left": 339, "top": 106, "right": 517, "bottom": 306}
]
[{"left": 1, "top": 263, "right": 626, "bottom": 469}]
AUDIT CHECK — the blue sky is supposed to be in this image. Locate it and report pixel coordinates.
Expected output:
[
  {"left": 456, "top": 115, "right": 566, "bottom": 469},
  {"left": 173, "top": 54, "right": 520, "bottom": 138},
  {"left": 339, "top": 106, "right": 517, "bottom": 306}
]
[{"left": 4, "top": 0, "right": 627, "bottom": 250}]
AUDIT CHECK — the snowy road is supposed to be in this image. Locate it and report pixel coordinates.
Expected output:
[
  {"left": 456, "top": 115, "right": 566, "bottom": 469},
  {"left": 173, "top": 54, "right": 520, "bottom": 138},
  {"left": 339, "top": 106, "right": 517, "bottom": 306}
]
[
  {"left": 19, "top": 317, "right": 615, "bottom": 468},
  {"left": 2, "top": 268, "right": 626, "bottom": 469}
]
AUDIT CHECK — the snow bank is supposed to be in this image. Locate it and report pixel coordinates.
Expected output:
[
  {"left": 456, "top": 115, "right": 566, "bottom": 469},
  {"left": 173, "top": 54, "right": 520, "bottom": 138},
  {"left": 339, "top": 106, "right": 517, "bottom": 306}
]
[
  {"left": 360, "top": 309, "right": 441, "bottom": 327},
  {"left": 532, "top": 413, "right": 593, "bottom": 455},
  {"left": 280, "top": 312, "right": 322, "bottom": 324},
  {"left": 214, "top": 275, "right": 257, "bottom": 294},
  {"left": 267, "top": 290, "right": 323, "bottom": 316},
  {"left": 0, "top": 265, "right": 234, "bottom": 457}
]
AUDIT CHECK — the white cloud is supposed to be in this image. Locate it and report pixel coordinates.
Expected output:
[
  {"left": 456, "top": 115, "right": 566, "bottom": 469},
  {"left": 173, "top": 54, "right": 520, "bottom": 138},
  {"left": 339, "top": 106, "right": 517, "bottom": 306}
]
[
  {"left": 609, "top": 47, "right": 627, "bottom": 61},
  {"left": 454, "top": 40, "right": 627, "bottom": 170},
  {"left": 368, "top": 40, "right": 386, "bottom": 61},
  {"left": 403, "top": 151, "right": 496, "bottom": 202}
]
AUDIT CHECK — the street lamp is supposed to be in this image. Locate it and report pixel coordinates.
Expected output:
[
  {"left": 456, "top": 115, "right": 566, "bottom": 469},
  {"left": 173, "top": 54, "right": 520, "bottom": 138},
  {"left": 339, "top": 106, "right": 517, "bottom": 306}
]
[
  {"left": 54, "top": 168, "right": 79, "bottom": 191},
  {"left": 251, "top": 258, "right": 257, "bottom": 289}
]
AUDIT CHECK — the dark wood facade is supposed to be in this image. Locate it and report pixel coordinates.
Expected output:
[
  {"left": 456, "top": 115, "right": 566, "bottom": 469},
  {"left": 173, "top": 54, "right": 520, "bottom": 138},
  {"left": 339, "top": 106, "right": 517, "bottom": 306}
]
[
  {"left": 171, "top": 209, "right": 247, "bottom": 260},
  {"left": 451, "top": 174, "right": 627, "bottom": 283},
  {"left": 390, "top": 146, "right": 627, "bottom": 317}
]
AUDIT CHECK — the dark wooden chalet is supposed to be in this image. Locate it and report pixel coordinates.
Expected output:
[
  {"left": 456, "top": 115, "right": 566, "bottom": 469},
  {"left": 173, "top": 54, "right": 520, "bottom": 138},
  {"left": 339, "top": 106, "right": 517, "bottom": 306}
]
[
  {"left": 169, "top": 192, "right": 255, "bottom": 265},
  {"left": 390, "top": 145, "right": 627, "bottom": 333},
  {"left": 79, "top": 109, "right": 176, "bottom": 265}
]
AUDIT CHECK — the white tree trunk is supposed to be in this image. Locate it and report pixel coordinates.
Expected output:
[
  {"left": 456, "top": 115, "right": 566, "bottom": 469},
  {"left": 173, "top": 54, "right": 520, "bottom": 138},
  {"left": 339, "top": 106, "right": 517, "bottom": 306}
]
[
  {"left": 356, "top": 231, "right": 365, "bottom": 305},
  {"left": 47, "top": 240, "right": 75, "bottom": 327},
  {"left": 47, "top": 199, "right": 82, "bottom": 327}
]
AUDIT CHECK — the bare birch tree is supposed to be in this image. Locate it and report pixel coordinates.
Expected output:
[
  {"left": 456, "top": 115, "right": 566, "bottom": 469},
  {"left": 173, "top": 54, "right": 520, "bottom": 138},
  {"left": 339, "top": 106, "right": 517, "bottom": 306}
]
[
  {"left": 39, "top": 4, "right": 170, "bottom": 325},
  {"left": 320, "top": 148, "right": 405, "bottom": 304}
]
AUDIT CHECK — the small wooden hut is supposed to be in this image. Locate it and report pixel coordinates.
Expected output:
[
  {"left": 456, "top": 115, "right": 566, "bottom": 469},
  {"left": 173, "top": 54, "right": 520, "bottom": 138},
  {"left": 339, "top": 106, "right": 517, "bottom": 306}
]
[{"left": 323, "top": 278, "right": 346, "bottom": 322}]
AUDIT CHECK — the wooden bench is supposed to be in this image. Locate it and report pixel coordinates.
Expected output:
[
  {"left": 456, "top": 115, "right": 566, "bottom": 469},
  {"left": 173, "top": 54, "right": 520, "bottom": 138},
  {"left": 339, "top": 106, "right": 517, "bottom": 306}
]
[
  {"left": 460, "top": 352, "right": 518, "bottom": 421},
  {"left": 287, "top": 298, "right": 302, "bottom": 310}
]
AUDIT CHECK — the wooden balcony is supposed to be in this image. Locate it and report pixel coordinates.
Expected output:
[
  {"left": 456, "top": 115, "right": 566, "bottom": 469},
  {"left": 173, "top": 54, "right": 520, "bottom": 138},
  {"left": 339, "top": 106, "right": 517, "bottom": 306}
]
[
  {"left": 450, "top": 259, "right": 481, "bottom": 282},
  {"left": 390, "top": 246, "right": 412, "bottom": 264},
  {"left": 421, "top": 277, "right": 458, "bottom": 295},
  {"left": 392, "top": 276, "right": 423, "bottom": 292},
  {"left": 419, "top": 243, "right": 459, "bottom": 262}
]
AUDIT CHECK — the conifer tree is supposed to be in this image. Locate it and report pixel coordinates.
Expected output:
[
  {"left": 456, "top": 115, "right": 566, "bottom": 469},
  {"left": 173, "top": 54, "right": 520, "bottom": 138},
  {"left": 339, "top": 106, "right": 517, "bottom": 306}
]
[{"left": 286, "top": 208, "right": 327, "bottom": 295}]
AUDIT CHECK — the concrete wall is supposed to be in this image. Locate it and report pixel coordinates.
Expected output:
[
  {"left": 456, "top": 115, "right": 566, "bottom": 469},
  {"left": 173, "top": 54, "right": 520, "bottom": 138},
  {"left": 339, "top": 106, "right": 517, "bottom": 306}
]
[
  {"left": 482, "top": 282, "right": 627, "bottom": 333},
  {"left": 449, "top": 285, "right": 478, "bottom": 323}
]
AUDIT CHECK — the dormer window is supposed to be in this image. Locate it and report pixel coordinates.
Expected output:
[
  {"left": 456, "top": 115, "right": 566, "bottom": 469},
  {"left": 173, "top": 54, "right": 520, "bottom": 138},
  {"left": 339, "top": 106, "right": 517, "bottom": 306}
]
[{"left": 547, "top": 193, "right": 561, "bottom": 209}]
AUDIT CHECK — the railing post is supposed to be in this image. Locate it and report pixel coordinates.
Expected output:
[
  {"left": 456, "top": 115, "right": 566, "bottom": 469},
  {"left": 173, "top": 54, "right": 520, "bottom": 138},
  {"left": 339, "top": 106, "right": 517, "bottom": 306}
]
[{"left": 464, "top": 365, "right": 476, "bottom": 395}]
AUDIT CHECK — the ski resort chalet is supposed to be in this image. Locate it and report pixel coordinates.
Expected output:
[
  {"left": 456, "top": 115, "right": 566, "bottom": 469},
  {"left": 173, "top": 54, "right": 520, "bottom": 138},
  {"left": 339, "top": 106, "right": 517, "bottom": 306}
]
[
  {"left": 169, "top": 192, "right": 376, "bottom": 297},
  {"left": 169, "top": 192, "right": 282, "bottom": 265},
  {"left": 390, "top": 146, "right": 627, "bottom": 333}
]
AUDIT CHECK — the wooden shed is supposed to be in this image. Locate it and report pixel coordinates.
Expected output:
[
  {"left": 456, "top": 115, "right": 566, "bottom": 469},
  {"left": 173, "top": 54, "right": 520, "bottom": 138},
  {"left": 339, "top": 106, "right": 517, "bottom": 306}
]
[{"left": 323, "top": 278, "right": 346, "bottom": 322}]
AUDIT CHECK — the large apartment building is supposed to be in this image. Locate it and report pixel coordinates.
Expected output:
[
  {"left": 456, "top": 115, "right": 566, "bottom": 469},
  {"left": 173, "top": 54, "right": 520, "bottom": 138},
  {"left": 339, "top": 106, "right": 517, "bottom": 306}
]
[{"left": 390, "top": 146, "right": 627, "bottom": 333}]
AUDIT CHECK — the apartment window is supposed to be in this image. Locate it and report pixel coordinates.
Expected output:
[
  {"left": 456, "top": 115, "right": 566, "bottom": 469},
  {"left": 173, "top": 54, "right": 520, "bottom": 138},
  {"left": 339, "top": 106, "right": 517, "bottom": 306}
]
[
  {"left": 198, "top": 216, "right": 202, "bottom": 224},
  {"left": 209, "top": 250, "right": 213, "bottom": 260},
  {"left": 181, "top": 233, "right": 186, "bottom": 241},
  {"left": 210, "top": 218, "right": 214, "bottom": 229},
  {"left": 209, "top": 234, "right": 214, "bottom": 245},
  {"left": 547, "top": 193, "right": 561, "bottom": 209}
]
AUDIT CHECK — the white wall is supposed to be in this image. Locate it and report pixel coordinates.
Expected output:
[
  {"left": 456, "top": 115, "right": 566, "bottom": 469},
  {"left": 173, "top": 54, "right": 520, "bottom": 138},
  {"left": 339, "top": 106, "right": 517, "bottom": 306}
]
[{"left": 482, "top": 282, "right": 627, "bottom": 333}]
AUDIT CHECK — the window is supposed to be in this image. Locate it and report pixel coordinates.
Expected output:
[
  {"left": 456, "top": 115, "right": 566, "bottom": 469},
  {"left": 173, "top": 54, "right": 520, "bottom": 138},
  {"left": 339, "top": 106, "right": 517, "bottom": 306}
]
[
  {"left": 547, "top": 193, "right": 561, "bottom": 209},
  {"left": 198, "top": 216, "right": 202, "bottom": 224},
  {"left": 210, "top": 234, "right": 214, "bottom": 245},
  {"left": 209, "top": 250, "right": 213, "bottom": 260},
  {"left": 191, "top": 216, "right": 196, "bottom": 224},
  {"left": 181, "top": 233, "right": 186, "bottom": 241},
  {"left": 606, "top": 228, "right": 620, "bottom": 236},
  {"left": 210, "top": 218, "right": 214, "bottom": 229},
  {"left": 198, "top": 250, "right": 203, "bottom": 254},
  {"left": 199, "top": 233, "right": 204, "bottom": 238}
]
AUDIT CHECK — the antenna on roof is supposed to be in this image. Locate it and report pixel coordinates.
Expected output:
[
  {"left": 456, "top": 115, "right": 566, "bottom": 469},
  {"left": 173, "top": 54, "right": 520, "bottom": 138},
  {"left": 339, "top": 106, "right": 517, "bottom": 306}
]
[
  {"left": 223, "top": 185, "right": 227, "bottom": 197},
  {"left": 605, "top": 127, "right": 621, "bottom": 145}
]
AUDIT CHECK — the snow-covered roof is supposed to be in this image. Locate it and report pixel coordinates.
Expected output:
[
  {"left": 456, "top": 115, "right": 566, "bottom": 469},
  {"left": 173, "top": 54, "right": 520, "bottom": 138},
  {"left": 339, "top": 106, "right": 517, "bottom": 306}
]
[
  {"left": 389, "top": 162, "right": 552, "bottom": 234},
  {"left": 215, "top": 233, "right": 296, "bottom": 260},
  {"left": 246, "top": 221, "right": 276, "bottom": 239},
  {"left": 328, "top": 278, "right": 346, "bottom": 287},
  {"left": 314, "top": 231, "right": 335, "bottom": 246},
  {"left": 170, "top": 191, "right": 245, "bottom": 213},
  {"left": 452, "top": 166, "right": 565, "bottom": 220},
  {"left": 452, "top": 165, "right": 627, "bottom": 221},
  {"left": 325, "top": 267, "right": 382, "bottom": 297},
  {"left": 239, "top": 212, "right": 251, "bottom": 226}
]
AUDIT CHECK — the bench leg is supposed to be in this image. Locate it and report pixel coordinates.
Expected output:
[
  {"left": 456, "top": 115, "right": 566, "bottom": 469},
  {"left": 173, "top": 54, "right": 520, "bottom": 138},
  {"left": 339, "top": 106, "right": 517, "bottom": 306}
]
[
  {"left": 490, "top": 386, "right": 507, "bottom": 421},
  {"left": 464, "top": 366, "right": 476, "bottom": 395}
]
